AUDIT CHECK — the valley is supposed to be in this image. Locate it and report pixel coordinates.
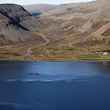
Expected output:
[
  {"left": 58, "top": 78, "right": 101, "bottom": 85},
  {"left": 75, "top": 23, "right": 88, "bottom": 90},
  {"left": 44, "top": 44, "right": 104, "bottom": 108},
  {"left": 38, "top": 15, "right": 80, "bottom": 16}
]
[{"left": 0, "top": 1, "right": 110, "bottom": 60}]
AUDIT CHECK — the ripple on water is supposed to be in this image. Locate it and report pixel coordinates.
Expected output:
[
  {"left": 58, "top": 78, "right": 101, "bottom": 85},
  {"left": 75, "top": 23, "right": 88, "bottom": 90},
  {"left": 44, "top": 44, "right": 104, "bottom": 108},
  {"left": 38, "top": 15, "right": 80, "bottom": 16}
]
[{"left": 0, "top": 102, "right": 32, "bottom": 110}]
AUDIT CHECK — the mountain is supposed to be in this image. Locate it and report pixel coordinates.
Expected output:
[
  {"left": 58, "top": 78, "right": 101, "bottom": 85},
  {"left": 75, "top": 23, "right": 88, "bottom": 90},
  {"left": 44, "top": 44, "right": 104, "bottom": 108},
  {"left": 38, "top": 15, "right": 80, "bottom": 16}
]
[
  {"left": 33, "top": 1, "right": 110, "bottom": 59},
  {"left": 24, "top": 4, "right": 57, "bottom": 14},
  {"left": 36, "top": 2, "right": 97, "bottom": 42},
  {"left": 0, "top": 2, "right": 110, "bottom": 60},
  {"left": 0, "top": 4, "right": 46, "bottom": 45}
]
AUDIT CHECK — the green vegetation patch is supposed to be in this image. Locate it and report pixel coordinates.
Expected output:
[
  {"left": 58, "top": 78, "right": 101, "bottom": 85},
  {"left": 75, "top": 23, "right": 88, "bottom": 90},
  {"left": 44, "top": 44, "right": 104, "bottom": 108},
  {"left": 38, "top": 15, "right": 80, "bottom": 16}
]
[{"left": 79, "top": 54, "right": 110, "bottom": 61}]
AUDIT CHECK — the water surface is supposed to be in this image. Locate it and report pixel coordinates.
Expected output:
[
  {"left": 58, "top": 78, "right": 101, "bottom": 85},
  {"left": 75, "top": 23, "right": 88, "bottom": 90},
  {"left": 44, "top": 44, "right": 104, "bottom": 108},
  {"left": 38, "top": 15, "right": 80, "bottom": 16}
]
[{"left": 0, "top": 61, "right": 110, "bottom": 110}]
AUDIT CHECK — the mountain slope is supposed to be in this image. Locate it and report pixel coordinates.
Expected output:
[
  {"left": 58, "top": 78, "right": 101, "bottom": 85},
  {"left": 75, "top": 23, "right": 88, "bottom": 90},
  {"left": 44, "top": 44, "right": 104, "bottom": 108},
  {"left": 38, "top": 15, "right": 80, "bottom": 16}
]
[
  {"left": 31, "top": 1, "right": 110, "bottom": 60},
  {"left": 24, "top": 4, "right": 57, "bottom": 13},
  {"left": 1, "top": 2, "right": 110, "bottom": 60},
  {"left": 36, "top": 2, "right": 97, "bottom": 42},
  {"left": 0, "top": 4, "right": 46, "bottom": 45}
]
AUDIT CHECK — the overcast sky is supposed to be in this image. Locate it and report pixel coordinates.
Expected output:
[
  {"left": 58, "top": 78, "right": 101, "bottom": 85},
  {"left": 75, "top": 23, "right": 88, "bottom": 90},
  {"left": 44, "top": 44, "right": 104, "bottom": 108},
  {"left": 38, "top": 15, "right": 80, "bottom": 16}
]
[{"left": 0, "top": 0, "right": 95, "bottom": 5}]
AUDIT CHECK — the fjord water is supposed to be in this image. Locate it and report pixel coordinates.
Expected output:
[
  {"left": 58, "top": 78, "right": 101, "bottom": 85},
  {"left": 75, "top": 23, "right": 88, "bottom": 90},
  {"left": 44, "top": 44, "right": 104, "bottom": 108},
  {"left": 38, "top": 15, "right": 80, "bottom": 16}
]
[{"left": 0, "top": 61, "right": 110, "bottom": 110}]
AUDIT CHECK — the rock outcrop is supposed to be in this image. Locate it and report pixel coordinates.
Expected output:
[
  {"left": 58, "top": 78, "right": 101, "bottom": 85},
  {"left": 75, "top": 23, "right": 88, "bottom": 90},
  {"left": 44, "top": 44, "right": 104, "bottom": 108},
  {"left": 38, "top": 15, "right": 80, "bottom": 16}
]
[{"left": 0, "top": 4, "right": 45, "bottom": 45}]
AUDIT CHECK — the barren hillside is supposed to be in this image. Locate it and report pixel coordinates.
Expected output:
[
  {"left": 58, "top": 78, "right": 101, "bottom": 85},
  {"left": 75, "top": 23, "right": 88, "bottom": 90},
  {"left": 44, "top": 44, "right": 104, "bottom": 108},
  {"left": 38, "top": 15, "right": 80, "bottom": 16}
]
[
  {"left": 36, "top": 1, "right": 98, "bottom": 44},
  {"left": 32, "top": 1, "right": 110, "bottom": 60},
  {"left": 0, "top": 1, "right": 110, "bottom": 60},
  {"left": 0, "top": 4, "right": 46, "bottom": 45}
]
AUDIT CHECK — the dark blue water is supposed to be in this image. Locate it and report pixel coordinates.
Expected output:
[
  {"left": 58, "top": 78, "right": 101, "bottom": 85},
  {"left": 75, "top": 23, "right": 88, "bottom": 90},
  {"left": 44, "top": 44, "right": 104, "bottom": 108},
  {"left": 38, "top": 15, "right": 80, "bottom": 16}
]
[
  {"left": 0, "top": 61, "right": 110, "bottom": 110},
  {"left": 32, "top": 12, "right": 41, "bottom": 16}
]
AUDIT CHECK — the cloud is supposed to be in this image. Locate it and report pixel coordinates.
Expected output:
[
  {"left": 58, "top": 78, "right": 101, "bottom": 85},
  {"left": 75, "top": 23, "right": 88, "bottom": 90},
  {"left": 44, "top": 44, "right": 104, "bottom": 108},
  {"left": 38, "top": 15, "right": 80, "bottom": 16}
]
[
  {"left": 61, "top": 0, "right": 94, "bottom": 3},
  {"left": 0, "top": 0, "right": 94, "bottom": 5}
]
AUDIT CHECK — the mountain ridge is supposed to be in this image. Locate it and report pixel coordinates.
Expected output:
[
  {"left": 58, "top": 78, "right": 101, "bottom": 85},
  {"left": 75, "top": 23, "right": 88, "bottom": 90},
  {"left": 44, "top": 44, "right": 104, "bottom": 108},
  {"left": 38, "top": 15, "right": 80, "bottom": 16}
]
[
  {"left": 0, "top": 4, "right": 46, "bottom": 45},
  {"left": 0, "top": 2, "right": 110, "bottom": 60}
]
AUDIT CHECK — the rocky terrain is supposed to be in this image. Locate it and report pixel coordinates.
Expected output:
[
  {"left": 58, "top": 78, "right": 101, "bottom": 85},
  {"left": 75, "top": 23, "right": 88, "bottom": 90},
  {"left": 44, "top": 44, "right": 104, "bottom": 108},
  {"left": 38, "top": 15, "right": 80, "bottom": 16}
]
[
  {"left": 32, "top": 0, "right": 110, "bottom": 60},
  {"left": 0, "top": 1, "right": 110, "bottom": 60},
  {"left": 0, "top": 4, "right": 46, "bottom": 44}
]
